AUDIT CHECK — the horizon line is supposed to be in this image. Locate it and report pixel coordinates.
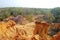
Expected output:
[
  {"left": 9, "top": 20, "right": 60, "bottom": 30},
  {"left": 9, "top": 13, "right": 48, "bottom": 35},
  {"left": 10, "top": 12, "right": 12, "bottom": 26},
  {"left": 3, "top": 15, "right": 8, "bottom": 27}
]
[{"left": 0, "top": 6, "right": 60, "bottom": 9}]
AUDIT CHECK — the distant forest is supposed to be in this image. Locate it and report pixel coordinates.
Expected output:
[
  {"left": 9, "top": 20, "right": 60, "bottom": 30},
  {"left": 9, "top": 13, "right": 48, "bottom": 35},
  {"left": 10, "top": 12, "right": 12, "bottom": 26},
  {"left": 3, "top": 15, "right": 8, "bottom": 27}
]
[{"left": 0, "top": 7, "right": 60, "bottom": 23}]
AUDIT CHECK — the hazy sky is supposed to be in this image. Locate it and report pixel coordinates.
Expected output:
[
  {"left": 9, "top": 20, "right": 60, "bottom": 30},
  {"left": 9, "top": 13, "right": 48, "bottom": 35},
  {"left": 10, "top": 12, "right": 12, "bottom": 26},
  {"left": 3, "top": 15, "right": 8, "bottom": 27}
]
[{"left": 0, "top": 0, "right": 60, "bottom": 8}]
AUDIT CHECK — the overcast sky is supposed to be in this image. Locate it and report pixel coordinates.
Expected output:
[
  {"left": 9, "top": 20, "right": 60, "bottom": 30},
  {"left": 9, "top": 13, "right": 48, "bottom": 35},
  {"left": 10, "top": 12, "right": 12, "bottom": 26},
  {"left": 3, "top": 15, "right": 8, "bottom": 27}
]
[{"left": 0, "top": 0, "right": 60, "bottom": 8}]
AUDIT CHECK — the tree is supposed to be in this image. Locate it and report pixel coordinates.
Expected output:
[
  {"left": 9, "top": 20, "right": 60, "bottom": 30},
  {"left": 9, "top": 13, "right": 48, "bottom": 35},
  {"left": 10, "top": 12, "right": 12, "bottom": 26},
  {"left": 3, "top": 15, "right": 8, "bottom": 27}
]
[
  {"left": 51, "top": 7, "right": 60, "bottom": 23},
  {"left": 45, "top": 11, "right": 55, "bottom": 23}
]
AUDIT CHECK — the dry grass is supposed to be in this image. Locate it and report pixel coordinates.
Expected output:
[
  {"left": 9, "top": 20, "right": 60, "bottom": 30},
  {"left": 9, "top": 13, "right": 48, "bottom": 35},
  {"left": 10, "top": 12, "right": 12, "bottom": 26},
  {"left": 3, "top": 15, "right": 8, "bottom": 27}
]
[{"left": 0, "top": 20, "right": 60, "bottom": 40}]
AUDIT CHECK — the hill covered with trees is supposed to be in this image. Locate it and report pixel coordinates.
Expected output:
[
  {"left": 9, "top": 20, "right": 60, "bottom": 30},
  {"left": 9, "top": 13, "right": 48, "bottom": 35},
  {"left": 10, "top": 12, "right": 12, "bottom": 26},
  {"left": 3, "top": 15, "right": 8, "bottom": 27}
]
[{"left": 0, "top": 7, "right": 60, "bottom": 23}]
